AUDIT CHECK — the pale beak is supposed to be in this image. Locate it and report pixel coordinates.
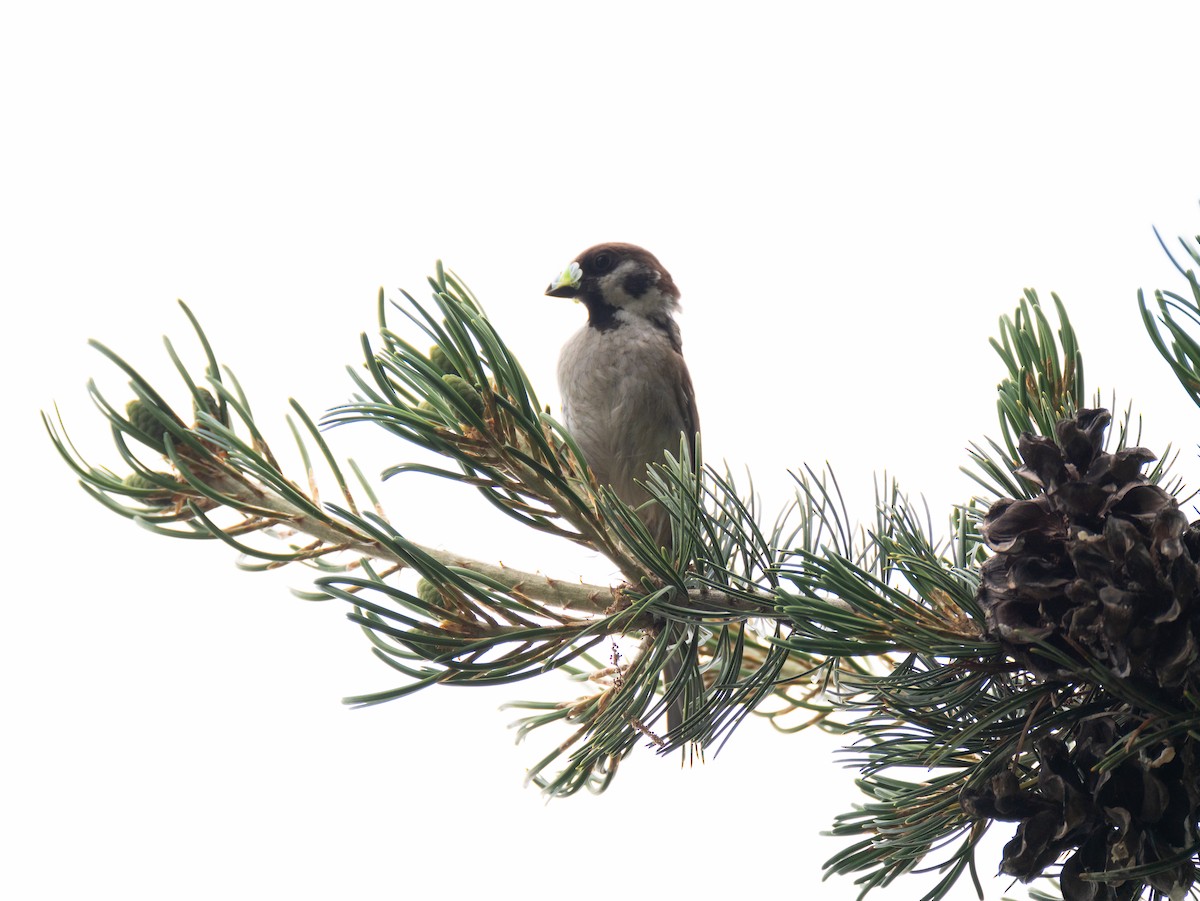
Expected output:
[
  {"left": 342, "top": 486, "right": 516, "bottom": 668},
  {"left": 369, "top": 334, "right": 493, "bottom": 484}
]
[{"left": 545, "top": 261, "right": 582, "bottom": 298}]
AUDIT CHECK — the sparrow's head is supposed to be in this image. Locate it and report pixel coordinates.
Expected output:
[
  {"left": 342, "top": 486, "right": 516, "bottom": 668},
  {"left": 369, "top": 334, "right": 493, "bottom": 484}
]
[{"left": 546, "top": 243, "right": 679, "bottom": 322}]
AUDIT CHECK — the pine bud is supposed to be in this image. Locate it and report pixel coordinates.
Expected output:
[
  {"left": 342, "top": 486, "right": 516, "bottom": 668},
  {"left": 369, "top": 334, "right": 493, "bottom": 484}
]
[
  {"left": 416, "top": 578, "right": 441, "bottom": 606},
  {"left": 429, "top": 345, "right": 457, "bottom": 375},
  {"left": 193, "top": 388, "right": 220, "bottom": 423},
  {"left": 124, "top": 399, "right": 168, "bottom": 448},
  {"left": 442, "top": 374, "right": 484, "bottom": 417},
  {"left": 121, "top": 471, "right": 175, "bottom": 505}
]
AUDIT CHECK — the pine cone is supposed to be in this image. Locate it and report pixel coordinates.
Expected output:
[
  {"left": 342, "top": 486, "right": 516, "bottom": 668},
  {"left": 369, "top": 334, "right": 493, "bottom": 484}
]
[
  {"left": 967, "top": 408, "right": 1200, "bottom": 894},
  {"left": 963, "top": 720, "right": 1199, "bottom": 899},
  {"left": 977, "top": 408, "right": 1200, "bottom": 688}
]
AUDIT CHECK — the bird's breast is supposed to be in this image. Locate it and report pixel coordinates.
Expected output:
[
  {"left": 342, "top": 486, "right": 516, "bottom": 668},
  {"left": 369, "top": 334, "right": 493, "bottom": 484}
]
[{"left": 557, "top": 323, "right": 690, "bottom": 500}]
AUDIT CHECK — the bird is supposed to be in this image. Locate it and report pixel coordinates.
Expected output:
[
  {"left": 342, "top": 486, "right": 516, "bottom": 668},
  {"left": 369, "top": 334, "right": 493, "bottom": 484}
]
[
  {"left": 546, "top": 242, "right": 700, "bottom": 548},
  {"left": 546, "top": 242, "right": 700, "bottom": 740}
]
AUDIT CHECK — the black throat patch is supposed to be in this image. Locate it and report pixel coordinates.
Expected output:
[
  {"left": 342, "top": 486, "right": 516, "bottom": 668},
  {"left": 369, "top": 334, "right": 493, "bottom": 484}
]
[{"left": 583, "top": 291, "right": 620, "bottom": 332}]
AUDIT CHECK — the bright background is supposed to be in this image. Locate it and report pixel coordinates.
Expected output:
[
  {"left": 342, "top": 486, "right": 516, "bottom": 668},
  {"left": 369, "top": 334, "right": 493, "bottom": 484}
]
[{"left": 6, "top": 3, "right": 1200, "bottom": 899}]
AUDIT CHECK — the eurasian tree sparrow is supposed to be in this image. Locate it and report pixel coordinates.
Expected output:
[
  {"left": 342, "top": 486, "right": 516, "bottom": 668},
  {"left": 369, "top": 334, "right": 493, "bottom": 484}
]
[
  {"left": 546, "top": 242, "right": 699, "bottom": 548},
  {"left": 546, "top": 242, "right": 700, "bottom": 740}
]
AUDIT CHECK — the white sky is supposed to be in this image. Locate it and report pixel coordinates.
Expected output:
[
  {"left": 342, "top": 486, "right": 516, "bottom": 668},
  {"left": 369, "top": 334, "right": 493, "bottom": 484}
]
[{"left": 7, "top": 3, "right": 1200, "bottom": 899}]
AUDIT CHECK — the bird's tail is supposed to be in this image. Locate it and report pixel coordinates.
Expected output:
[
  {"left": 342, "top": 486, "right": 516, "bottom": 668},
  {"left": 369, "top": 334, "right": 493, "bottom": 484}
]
[{"left": 659, "top": 626, "right": 699, "bottom": 749}]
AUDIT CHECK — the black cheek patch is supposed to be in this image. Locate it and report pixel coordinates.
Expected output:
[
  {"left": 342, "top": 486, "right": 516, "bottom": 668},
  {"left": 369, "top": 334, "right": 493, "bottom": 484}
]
[{"left": 622, "top": 271, "right": 652, "bottom": 298}]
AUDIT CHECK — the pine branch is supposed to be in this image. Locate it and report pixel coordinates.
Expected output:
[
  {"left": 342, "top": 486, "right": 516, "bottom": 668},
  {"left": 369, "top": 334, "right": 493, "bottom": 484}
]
[
  {"left": 770, "top": 268, "right": 1200, "bottom": 901},
  {"left": 1141, "top": 227, "right": 1200, "bottom": 410},
  {"left": 48, "top": 220, "right": 1200, "bottom": 900},
  {"left": 46, "top": 275, "right": 831, "bottom": 801}
]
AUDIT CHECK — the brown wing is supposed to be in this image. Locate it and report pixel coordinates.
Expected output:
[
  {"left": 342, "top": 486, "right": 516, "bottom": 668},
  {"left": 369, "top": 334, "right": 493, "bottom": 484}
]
[
  {"left": 675, "top": 351, "right": 700, "bottom": 472},
  {"left": 655, "top": 315, "right": 699, "bottom": 471}
]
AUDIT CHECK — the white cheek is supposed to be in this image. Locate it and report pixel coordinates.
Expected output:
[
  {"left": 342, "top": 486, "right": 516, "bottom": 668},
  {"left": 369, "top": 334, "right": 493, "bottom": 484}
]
[
  {"left": 625, "top": 288, "right": 672, "bottom": 318},
  {"left": 597, "top": 261, "right": 641, "bottom": 307},
  {"left": 598, "top": 261, "right": 669, "bottom": 316}
]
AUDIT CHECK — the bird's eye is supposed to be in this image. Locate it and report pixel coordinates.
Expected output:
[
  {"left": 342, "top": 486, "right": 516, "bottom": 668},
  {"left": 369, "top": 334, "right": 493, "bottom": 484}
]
[{"left": 591, "top": 252, "right": 613, "bottom": 272}]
